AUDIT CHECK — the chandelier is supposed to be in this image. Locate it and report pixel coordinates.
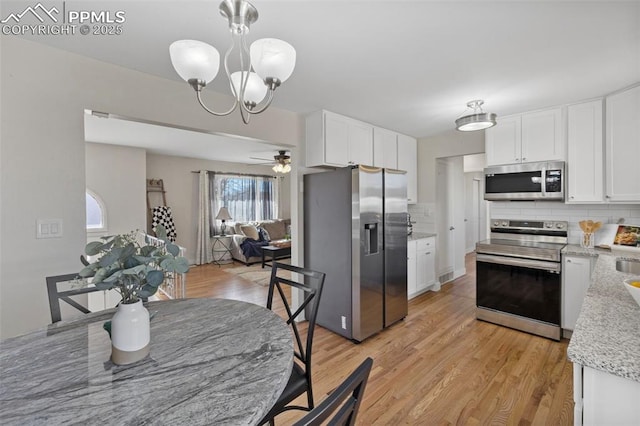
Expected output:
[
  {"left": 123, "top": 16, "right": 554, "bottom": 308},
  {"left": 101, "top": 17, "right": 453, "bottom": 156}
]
[
  {"left": 169, "top": 0, "right": 296, "bottom": 124},
  {"left": 455, "top": 100, "right": 497, "bottom": 131}
]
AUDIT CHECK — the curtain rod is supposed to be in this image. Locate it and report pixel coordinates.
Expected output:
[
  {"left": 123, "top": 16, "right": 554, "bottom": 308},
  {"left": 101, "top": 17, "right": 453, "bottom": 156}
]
[{"left": 191, "top": 170, "right": 277, "bottom": 179}]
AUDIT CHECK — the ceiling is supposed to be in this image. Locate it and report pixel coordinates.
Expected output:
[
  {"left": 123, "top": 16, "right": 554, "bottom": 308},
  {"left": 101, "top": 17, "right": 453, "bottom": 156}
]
[{"left": 11, "top": 0, "right": 640, "bottom": 159}]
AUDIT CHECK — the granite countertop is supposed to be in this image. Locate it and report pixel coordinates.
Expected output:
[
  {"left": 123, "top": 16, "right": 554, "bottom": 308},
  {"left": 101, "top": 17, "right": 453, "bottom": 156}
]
[
  {"left": 0, "top": 299, "right": 293, "bottom": 425},
  {"left": 566, "top": 248, "right": 640, "bottom": 382},
  {"left": 408, "top": 232, "right": 437, "bottom": 241}
]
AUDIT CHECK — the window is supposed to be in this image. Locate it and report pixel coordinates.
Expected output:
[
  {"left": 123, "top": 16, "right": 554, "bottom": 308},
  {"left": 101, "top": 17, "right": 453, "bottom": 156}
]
[
  {"left": 209, "top": 173, "right": 278, "bottom": 224},
  {"left": 86, "top": 189, "right": 107, "bottom": 232}
]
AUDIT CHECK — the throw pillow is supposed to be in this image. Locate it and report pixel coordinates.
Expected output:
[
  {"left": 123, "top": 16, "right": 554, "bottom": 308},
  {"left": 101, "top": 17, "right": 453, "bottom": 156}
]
[
  {"left": 240, "top": 224, "right": 259, "bottom": 241},
  {"left": 262, "top": 220, "right": 286, "bottom": 240},
  {"left": 257, "top": 226, "right": 270, "bottom": 242}
]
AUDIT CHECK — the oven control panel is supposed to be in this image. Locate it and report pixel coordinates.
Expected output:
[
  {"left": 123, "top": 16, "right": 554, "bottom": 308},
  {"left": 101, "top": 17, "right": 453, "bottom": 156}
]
[{"left": 491, "top": 220, "right": 567, "bottom": 230}]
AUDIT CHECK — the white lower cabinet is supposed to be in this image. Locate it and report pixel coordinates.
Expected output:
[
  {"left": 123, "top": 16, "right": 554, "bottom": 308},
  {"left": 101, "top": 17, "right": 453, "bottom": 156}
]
[
  {"left": 562, "top": 255, "right": 595, "bottom": 332},
  {"left": 408, "top": 236, "right": 438, "bottom": 299},
  {"left": 573, "top": 363, "right": 640, "bottom": 425}
]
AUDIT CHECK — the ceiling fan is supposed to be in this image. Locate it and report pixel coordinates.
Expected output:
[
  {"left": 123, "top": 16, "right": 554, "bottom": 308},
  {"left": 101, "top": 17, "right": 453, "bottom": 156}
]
[{"left": 249, "top": 150, "right": 292, "bottom": 173}]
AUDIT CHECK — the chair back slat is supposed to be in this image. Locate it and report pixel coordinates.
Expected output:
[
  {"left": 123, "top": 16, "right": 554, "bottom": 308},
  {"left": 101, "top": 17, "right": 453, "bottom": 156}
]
[
  {"left": 267, "top": 261, "right": 326, "bottom": 378},
  {"left": 293, "top": 357, "right": 373, "bottom": 426},
  {"left": 46, "top": 273, "right": 102, "bottom": 323}
]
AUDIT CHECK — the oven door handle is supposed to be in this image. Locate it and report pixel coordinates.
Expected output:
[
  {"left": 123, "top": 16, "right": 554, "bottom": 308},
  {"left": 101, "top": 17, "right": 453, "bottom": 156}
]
[{"left": 477, "top": 253, "right": 561, "bottom": 273}]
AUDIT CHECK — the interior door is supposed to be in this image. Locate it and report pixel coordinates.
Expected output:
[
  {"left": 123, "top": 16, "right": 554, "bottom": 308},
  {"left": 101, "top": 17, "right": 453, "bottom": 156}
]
[{"left": 436, "top": 159, "right": 454, "bottom": 282}]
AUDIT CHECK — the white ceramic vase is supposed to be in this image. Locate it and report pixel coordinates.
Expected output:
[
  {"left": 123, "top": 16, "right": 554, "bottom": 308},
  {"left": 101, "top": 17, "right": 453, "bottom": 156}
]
[{"left": 110, "top": 299, "right": 150, "bottom": 365}]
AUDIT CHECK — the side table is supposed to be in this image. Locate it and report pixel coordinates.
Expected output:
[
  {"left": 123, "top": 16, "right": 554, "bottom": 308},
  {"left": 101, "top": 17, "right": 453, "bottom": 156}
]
[{"left": 211, "top": 235, "right": 233, "bottom": 266}]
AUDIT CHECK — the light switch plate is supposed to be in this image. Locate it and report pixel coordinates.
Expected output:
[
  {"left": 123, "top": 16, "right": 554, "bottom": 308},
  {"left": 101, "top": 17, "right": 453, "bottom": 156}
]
[{"left": 37, "top": 219, "right": 63, "bottom": 239}]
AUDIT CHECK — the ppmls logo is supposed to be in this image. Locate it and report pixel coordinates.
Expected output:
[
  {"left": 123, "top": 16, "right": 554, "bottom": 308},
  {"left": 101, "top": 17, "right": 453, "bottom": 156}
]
[
  {"left": 1, "top": 2, "right": 126, "bottom": 36},
  {"left": 1, "top": 2, "right": 59, "bottom": 23}
]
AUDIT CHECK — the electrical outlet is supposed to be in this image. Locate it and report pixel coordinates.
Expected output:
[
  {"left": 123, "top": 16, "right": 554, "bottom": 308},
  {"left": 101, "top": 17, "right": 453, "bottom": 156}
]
[{"left": 341, "top": 315, "right": 346, "bottom": 330}]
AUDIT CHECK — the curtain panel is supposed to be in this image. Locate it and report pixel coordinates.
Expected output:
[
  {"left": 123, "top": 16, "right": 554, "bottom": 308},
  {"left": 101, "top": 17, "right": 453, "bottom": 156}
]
[
  {"left": 195, "top": 170, "right": 213, "bottom": 265},
  {"left": 208, "top": 172, "right": 279, "bottom": 234}
]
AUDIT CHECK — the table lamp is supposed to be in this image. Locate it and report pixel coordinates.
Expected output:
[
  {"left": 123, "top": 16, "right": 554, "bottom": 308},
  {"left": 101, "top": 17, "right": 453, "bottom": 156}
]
[{"left": 215, "top": 207, "right": 232, "bottom": 236}]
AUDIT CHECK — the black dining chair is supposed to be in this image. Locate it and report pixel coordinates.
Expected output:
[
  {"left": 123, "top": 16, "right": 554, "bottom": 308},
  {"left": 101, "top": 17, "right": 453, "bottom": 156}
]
[
  {"left": 293, "top": 357, "right": 373, "bottom": 426},
  {"left": 46, "top": 273, "right": 102, "bottom": 323},
  {"left": 259, "top": 261, "right": 326, "bottom": 426}
]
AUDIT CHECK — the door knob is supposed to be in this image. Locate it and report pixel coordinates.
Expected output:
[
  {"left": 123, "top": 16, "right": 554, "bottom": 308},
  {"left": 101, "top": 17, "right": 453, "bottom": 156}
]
[{"left": 449, "top": 226, "right": 455, "bottom": 231}]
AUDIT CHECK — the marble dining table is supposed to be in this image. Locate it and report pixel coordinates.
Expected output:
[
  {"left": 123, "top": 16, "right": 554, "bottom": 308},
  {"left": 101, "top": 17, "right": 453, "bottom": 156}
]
[{"left": 0, "top": 298, "right": 293, "bottom": 425}]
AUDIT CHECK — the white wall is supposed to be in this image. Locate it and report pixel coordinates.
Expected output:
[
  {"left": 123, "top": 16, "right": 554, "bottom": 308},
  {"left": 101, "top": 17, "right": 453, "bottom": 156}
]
[
  {"left": 145, "top": 153, "right": 291, "bottom": 264},
  {"left": 85, "top": 143, "right": 147, "bottom": 238},
  {"left": 417, "top": 129, "right": 485, "bottom": 203},
  {"left": 0, "top": 36, "right": 303, "bottom": 339}
]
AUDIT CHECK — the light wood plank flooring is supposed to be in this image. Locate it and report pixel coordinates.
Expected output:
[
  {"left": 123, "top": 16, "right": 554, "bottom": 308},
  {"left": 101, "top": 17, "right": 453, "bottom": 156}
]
[{"left": 185, "top": 254, "right": 573, "bottom": 425}]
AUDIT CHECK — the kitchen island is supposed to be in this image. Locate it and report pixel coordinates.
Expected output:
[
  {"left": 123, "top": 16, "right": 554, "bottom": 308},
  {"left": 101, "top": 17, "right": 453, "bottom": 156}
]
[{"left": 564, "top": 246, "right": 640, "bottom": 425}]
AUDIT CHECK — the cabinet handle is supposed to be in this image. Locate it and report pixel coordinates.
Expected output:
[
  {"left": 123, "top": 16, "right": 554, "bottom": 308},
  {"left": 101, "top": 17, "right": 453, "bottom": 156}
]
[
  {"left": 567, "top": 259, "right": 572, "bottom": 263},
  {"left": 570, "top": 196, "right": 575, "bottom": 199},
  {"left": 515, "top": 158, "right": 520, "bottom": 161},
  {"left": 606, "top": 195, "right": 611, "bottom": 199},
  {"left": 522, "top": 157, "right": 527, "bottom": 161},
  {"left": 425, "top": 252, "right": 431, "bottom": 255}
]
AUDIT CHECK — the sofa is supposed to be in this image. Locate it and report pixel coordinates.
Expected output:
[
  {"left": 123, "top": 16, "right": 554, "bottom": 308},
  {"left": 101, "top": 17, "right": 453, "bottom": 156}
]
[{"left": 228, "top": 219, "right": 291, "bottom": 265}]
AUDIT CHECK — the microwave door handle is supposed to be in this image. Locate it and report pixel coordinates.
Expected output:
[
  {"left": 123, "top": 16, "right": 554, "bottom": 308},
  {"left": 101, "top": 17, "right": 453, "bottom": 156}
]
[{"left": 541, "top": 167, "right": 546, "bottom": 197}]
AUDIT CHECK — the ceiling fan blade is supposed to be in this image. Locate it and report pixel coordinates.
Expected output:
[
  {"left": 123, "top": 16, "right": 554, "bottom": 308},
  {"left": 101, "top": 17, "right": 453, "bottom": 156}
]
[{"left": 249, "top": 156, "right": 273, "bottom": 161}]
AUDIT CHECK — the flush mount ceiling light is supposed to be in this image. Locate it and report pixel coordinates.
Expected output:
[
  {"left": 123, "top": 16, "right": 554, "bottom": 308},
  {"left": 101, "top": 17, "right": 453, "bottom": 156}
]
[
  {"left": 455, "top": 100, "right": 497, "bottom": 132},
  {"left": 272, "top": 150, "right": 291, "bottom": 174},
  {"left": 169, "top": 0, "right": 296, "bottom": 124}
]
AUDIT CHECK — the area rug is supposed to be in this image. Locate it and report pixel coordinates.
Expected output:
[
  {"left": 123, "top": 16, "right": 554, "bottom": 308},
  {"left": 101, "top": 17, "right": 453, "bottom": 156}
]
[{"left": 225, "top": 259, "right": 291, "bottom": 286}]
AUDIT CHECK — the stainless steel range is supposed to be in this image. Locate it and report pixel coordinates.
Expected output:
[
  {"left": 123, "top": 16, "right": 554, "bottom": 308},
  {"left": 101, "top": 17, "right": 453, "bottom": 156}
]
[{"left": 475, "top": 219, "right": 568, "bottom": 341}]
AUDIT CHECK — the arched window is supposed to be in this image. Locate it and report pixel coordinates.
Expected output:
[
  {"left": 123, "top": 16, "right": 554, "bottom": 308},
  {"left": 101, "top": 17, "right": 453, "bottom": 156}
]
[{"left": 86, "top": 189, "right": 107, "bottom": 232}]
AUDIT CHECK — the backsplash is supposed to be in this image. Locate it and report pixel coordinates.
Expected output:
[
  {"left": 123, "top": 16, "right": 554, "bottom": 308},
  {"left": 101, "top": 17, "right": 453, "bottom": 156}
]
[
  {"left": 490, "top": 202, "right": 640, "bottom": 244},
  {"left": 408, "top": 203, "right": 437, "bottom": 234},
  {"left": 409, "top": 202, "right": 640, "bottom": 245}
]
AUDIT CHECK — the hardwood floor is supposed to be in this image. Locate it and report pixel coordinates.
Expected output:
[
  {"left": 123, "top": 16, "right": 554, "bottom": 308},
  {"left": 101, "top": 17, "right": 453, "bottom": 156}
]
[{"left": 185, "top": 254, "right": 574, "bottom": 425}]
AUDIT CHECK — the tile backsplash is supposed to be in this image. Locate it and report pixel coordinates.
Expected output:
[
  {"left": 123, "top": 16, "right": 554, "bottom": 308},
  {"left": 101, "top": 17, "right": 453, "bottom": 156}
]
[
  {"left": 490, "top": 202, "right": 640, "bottom": 244},
  {"left": 408, "top": 201, "right": 640, "bottom": 245}
]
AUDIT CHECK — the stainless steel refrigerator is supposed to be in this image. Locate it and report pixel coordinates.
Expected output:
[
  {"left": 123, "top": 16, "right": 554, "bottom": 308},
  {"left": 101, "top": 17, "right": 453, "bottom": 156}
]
[{"left": 304, "top": 165, "right": 408, "bottom": 342}]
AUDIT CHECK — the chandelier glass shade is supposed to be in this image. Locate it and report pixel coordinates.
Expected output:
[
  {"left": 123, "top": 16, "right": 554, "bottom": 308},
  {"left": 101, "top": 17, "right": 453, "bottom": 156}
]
[
  {"left": 169, "top": 0, "right": 296, "bottom": 124},
  {"left": 455, "top": 100, "right": 497, "bottom": 132}
]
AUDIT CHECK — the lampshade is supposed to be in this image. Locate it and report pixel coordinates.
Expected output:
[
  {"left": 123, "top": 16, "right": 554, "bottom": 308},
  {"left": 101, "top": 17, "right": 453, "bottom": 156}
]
[
  {"left": 250, "top": 38, "right": 296, "bottom": 83},
  {"left": 230, "top": 71, "right": 268, "bottom": 104},
  {"left": 215, "top": 207, "right": 232, "bottom": 221},
  {"left": 169, "top": 40, "right": 220, "bottom": 84},
  {"left": 455, "top": 100, "right": 497, "bottom": 132}
]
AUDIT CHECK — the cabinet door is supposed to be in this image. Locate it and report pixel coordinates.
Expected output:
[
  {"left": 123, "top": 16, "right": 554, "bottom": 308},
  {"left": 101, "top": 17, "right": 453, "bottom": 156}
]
[
  {"left": 324, "top": 113, "right": 350, "bottom": 167},
  {"left": 424, "top": 237, "right": 436, "bottom": 288},
  {"left": 397, "top": 134, "right": 418, "bottom": 204},
  {"left": 348, "top": 120, "right": 374, "bottom": 166},
  {"left": 407, "top": 240, "right": 417, "bottom": 298},
  {"left": 373, "top": 127, "right": 398, "bottom": 169},
  {"left": 567, "top": 100, "right": 604, "bottom": 203},
  {"left": 562, "top": 255, "right": 593, "bottom": 330},
  {"left": 605, "top": 85, "right": 640, "bottom": 202},
  {"left": 521, "top": 108, "right": 564, "bottom": 163},
  {"left": 485, "top": 115, "right": 521, "bottom": 165},
  {"left": 416, "top": 237, "right": 435, "bottom": 292}
]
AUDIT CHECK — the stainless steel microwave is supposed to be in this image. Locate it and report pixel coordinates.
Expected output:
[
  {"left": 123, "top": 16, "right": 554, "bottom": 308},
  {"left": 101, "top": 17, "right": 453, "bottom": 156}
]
[{"left": 484, "top": 161, "right": 565, "bottom": 201}]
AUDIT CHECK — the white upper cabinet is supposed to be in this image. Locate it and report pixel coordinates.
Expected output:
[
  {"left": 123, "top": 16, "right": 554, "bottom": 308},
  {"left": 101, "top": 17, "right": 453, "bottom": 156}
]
[
  {"left": 486, "top": 115, "right": 521, "bottom": 165},
  {"left": 397, "top": 134, "right": 418, "bottom": 204},
  {"left": 605, "top": 85, "right": 640, "bottom": 202},
  {"left": 486, "top": 107, "right": 564, "bottom": 166},
  {"left": 567, "top": 99, "right": 604, "bottom": 203},
  {"left": 306, "top": 110, "right": 373, "bottom": 168},
  {"left": 373, "top": 127, "right": 398, "bottom": 169},
  {"left": 347, "top": 120, "right": 374, "bottom": 166}
]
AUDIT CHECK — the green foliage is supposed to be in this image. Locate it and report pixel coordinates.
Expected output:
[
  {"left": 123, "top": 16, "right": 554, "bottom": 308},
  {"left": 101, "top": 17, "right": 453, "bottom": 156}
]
[{"left": 79, "top": 226, "right": 189, "bottom": 304}]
